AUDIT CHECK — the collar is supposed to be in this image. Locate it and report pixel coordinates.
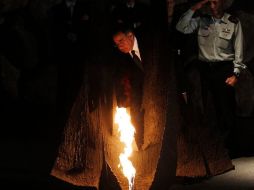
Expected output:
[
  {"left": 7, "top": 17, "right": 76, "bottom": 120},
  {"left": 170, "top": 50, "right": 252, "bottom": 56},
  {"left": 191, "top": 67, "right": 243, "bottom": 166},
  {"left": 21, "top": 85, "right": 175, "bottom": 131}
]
[
  {"left": 129, "top": 36, "right": 141, "bottom": 60},
  {"left": 132, "top": 36, "right": 139, "bottom": 53},
  {"left": 212, "top": 13, "right": 229, "bottom": 24},
  {"left": 220, "top": 13, "right": 230, "bottom": 24}
]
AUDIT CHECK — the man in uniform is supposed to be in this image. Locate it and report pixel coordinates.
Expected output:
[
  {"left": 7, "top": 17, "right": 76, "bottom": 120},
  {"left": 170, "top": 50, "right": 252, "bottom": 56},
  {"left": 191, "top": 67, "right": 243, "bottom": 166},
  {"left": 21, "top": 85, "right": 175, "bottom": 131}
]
[{"left": 176, "top": 0, "right": 247, "bottom": 155}]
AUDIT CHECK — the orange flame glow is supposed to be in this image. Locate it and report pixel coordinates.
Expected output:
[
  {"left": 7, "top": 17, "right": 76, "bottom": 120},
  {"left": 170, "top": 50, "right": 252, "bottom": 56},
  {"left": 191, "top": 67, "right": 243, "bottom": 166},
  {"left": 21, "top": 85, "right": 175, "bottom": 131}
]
[{"left": 115, "top": 107, "right": 136, "bottom": 190}]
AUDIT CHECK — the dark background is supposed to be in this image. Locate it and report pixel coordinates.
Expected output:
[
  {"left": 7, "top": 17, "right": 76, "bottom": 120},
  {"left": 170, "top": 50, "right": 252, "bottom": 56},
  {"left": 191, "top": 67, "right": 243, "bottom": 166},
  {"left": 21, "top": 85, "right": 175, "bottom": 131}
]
[{"left": 0, "top": 0, "right": 253, "bottom": 189}]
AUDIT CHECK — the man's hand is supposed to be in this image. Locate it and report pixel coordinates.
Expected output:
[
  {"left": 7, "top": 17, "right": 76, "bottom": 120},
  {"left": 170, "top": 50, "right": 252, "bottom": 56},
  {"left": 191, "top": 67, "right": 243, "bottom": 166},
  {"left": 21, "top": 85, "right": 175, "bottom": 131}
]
[
  {"left": 191, "top": 0, "right": 209, "bottom": 11},
  {"left": 225, "top": 75, "right": 238, "bottom": 87}
]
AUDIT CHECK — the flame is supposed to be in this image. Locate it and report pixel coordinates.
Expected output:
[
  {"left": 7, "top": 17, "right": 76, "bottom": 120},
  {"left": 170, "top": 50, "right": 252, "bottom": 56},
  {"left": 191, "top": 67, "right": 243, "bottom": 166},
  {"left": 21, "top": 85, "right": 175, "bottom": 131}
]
[{"left": 115, "top": 107, "right": 136, "bottom": 190}]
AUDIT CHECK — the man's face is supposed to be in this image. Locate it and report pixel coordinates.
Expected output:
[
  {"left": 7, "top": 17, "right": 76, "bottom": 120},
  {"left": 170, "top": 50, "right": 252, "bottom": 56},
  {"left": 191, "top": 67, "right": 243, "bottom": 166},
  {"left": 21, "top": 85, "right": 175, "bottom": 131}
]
[
  {"left": 208, "top": 0, "right": 223, "bottom": 16},
  {"left": 113, "top": 31, "right": 134, "bottom": 54}
]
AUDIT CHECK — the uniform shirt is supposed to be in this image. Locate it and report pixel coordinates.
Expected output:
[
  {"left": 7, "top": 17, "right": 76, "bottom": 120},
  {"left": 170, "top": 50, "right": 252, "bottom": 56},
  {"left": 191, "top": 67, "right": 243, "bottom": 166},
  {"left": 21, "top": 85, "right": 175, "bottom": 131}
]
[{"left": 176, "top": 9, "right": 246, "bottom": 75}]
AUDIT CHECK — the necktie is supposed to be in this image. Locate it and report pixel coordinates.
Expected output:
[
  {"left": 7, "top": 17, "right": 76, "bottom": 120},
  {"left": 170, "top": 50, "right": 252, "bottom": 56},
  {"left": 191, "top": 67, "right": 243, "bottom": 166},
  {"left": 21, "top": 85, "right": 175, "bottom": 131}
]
[{"left": 131, "top": 50, "right": 143, "bottom": 71}]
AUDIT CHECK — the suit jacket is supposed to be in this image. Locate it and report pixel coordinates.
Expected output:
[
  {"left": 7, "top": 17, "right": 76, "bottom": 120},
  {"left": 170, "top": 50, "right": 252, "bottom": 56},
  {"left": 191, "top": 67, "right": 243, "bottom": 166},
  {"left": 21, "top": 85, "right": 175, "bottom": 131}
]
[
  {"left": 113, "top": 32, "right": 150, "bottom": 110},
  {"left": 112, "top": 32, "right": 151, "bottom": 148}
]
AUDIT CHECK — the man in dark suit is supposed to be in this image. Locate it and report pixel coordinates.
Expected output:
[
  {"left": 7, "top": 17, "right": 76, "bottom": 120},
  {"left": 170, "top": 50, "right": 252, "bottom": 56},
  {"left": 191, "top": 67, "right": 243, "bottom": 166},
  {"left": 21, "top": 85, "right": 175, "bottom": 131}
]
[
  {"left": 111, "top": 24, "right": 148, "bottom": 149},
  {"left": 109, "top": 16, "right": 178, "bottom": 188}
]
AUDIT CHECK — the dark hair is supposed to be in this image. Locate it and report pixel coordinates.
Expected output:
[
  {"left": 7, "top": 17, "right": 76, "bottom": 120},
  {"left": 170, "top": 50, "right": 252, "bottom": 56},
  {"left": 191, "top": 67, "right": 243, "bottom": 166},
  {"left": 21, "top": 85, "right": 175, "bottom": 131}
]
[{"left": 110, "top": 22, "right": 134, "bottom": 37}]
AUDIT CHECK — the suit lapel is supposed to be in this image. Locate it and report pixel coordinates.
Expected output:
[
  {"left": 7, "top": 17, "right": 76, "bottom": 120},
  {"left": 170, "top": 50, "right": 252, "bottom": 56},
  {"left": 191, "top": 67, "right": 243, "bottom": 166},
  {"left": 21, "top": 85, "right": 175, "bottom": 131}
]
[{"left": 136, "top": 34, "right": 147, "bottom": 71}]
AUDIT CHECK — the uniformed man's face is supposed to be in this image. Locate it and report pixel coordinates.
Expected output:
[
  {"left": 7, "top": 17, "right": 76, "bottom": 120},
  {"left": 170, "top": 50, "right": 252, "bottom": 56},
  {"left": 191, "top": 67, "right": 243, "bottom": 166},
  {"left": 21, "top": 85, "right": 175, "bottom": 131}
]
[
  {"left": 208, "top": 0, "right": 224, "bottom": 17},
  {"left": 113, "top": 31, "right": 134, "bottom": 54}
]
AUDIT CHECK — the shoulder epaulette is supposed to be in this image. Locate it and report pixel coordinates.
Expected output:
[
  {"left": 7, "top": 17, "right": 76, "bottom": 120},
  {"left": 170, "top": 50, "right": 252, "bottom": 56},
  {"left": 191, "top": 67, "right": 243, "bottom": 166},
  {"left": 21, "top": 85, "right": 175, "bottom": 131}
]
[{"left": 228, "top": 15, "right": 239, "bottom": 24}]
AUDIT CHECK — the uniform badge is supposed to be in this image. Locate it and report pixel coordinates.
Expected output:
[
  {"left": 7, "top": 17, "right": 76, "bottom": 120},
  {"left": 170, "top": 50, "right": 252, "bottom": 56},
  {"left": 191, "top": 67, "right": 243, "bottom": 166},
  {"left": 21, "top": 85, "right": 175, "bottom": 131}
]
[{"left": 222, "top": 28, "right": 230, "bottom": 33}]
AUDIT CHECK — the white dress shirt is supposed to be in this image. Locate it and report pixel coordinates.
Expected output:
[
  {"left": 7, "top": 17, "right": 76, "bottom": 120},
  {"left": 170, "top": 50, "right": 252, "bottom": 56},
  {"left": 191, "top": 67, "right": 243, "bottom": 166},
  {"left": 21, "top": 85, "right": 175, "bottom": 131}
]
[{"left": 129, "top": 36, "right": 142, "bottom": 61}]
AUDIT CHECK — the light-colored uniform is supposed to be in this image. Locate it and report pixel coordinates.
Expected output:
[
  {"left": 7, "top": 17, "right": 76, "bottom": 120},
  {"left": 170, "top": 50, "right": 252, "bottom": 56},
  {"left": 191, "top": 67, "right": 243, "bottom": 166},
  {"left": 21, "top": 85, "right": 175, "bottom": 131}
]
[{"left": 176, "top": 9, "right": 246, "bottom": 75}]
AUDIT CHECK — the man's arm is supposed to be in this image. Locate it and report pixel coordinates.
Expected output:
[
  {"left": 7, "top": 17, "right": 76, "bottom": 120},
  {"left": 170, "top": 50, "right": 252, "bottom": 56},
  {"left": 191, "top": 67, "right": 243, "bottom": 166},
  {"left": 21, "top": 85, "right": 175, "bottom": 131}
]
[
  {"left": 176, "top": 0, "right": 209, "bottom": 34},
  {"left": 225, "top": 19, "right": 247, "bottom": 87},
  {"left": 233, "top": 20, "right": 247, "bottom": 75}
]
